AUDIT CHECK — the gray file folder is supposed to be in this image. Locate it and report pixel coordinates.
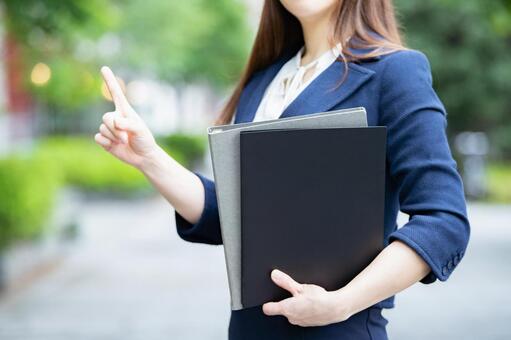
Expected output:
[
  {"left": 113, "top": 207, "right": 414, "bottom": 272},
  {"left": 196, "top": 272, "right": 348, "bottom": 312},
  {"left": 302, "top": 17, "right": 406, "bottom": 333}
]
[{"left": 207, "top": 107, "right": 368, "bottom": 310}]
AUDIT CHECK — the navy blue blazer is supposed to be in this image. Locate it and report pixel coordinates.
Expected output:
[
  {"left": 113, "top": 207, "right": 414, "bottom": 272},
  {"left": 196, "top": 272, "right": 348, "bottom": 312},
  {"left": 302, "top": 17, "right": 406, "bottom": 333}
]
[{"left": 174, "top": 48, "right": 470, "bottom": 337}]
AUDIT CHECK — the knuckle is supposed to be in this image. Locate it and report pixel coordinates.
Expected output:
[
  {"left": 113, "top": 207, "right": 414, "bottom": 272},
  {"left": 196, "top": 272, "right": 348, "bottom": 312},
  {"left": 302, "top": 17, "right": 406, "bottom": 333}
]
[
  {"left": 100, "top": 127, "right": 113, "bottom": 138},
  {"left": 296, "top": 284, "right": 304, "bottom": 294},
  {"left": 115, "top": 116, "right": 126, "bottom": 126},
  {"left": 102, "top": 111, "right": 116, "bottom": 122},
  {"left": 283, "top": 302, "right": 294, "bottom": 312},
  {"left": 288, "top": 318, "right": 298, "bottom": 326}
]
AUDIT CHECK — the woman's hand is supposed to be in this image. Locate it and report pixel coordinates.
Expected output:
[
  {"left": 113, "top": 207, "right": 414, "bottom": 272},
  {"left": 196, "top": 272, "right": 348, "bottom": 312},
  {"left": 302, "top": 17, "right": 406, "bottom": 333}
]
[
  {"left": 263, "top": 241, "right": 431, "bottom": 328},
  {"left": 262, "top": 269, "right": 352, "bottom": 327},
  {"left": 94, "top": 66, "right": 160, "bottom": 170},
  {"left": 93, "top": 66, "right": 206, "bottom": 225}
]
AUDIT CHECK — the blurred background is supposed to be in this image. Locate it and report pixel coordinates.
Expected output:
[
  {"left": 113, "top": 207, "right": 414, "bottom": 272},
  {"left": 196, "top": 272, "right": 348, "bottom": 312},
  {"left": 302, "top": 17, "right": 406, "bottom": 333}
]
[{"left": 0, "top": 0, "right": 510, "bottom": 339}]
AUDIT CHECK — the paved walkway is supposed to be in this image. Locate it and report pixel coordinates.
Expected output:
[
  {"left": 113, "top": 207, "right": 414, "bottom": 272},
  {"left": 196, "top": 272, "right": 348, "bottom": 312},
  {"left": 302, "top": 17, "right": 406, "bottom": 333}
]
[{"left": 0, "top": 197, "right": 510, "bottom": 339}]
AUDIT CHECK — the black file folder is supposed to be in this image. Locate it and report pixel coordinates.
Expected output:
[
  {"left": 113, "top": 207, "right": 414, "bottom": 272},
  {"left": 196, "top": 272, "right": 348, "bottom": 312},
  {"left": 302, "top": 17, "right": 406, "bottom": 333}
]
[{"left": 240, "top": 127, "right": 387, "bottom": 309}]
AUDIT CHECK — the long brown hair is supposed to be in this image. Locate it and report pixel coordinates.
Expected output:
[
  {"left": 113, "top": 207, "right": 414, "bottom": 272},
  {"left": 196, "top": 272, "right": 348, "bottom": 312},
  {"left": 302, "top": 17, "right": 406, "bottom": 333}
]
[{"left": 215, "top": 0, "right": 406, "bottom": 125}]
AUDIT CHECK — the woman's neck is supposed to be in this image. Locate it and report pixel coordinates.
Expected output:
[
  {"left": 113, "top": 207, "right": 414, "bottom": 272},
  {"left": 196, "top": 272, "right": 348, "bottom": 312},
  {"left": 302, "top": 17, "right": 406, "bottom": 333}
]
[{"left": 299, "top": 13, "right": 334, "bottom": 66}]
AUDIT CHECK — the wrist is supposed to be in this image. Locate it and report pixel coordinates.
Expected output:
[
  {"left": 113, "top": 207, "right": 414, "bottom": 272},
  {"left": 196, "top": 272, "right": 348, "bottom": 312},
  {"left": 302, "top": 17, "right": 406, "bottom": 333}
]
[
  {"left": 138, "top": 145, "right": 172, "bottom": 174},
  {"left": 330, "top": 287, "right": 356, "bottom": 323}
]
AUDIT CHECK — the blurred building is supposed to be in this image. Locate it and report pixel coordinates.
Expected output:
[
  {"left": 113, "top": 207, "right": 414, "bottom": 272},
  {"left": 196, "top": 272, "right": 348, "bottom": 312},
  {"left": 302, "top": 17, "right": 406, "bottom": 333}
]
[
  {"left": 1, "top": 6, "right": 35, "bottom": 154},
  {"left": 0, "top": 6, "right": 7, "bottom": 155},
  {"left": 125, "top": 78, "right": 219, "bottom": 136}
]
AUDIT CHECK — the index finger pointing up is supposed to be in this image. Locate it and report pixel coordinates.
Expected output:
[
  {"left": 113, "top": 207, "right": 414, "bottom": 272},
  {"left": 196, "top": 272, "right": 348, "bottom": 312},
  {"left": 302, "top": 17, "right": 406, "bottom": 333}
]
[{"left": 101, "top": 66, "right": 131, "bottom": 112}]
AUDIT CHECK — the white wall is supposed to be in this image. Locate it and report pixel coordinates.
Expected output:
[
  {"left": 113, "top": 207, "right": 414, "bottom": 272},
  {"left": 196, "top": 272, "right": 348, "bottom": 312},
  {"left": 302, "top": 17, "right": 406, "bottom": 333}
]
[{"left": 127, "top": 79, "right": 218, "bottom": 136}]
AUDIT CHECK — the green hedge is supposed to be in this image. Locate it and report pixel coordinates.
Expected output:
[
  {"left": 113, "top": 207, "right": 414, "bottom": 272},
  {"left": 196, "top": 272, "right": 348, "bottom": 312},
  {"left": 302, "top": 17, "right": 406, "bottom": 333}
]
[
  {"left": 157, "top": 134, "right": 207, "bottom": 168},
  {"left": 36, "top": 137, "right": 150, "bottom": 194},
  {"left": 34, "top": 134, "right": 207, "bottom": 192},
  {"left": 0, "top": 133, "right": 207, "bottom": 249},
  {"left": 0, "top": 156, "right": 61, "bottom": 249},
  {"left": 487, "top": 163, "right": 511, "bottom": 203}
]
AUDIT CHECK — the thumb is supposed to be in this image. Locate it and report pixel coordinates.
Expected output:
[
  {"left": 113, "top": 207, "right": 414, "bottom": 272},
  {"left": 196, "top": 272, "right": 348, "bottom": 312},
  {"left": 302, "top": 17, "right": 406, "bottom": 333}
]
[
  {"left": 114, "top": 116, "right": 143, "bottom": 135},
  {"left": 271, "top": 269, "right": 302, "bottom": 296}
]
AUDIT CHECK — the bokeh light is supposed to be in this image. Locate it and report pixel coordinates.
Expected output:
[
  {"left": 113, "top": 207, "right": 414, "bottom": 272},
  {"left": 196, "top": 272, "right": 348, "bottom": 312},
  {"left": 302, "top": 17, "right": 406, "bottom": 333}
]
[{"left": 30, "top": 62, "right": 51, "bottom": 86}]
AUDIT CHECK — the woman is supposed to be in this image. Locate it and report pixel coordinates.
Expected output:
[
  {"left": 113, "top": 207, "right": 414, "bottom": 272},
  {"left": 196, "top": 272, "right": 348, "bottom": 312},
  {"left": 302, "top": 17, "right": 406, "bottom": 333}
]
[{"left": 95, "top": 0, "right": 470, "bottom": 339}]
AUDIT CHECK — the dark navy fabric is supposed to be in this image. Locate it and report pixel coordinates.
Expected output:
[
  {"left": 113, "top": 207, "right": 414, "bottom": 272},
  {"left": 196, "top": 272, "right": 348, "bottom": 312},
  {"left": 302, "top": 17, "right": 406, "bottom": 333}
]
[
  {"left": 228, "top": 306, "right": 388, "bottom": 340},
  {"left": 174, "top": 48, "right": 471, "bottom": 338}
]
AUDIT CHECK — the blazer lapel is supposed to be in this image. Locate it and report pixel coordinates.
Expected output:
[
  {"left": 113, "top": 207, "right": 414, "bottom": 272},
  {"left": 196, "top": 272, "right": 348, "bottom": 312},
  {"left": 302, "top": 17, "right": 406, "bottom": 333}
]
[
  {"left": 279, "top": 60, "right": 375, "bottom": 119},
  {"left": 235, "top": 57, "right": 290, "bottom": 124},
  {"left": 235, "top": 53, "right": 376, "bottom": 123}
]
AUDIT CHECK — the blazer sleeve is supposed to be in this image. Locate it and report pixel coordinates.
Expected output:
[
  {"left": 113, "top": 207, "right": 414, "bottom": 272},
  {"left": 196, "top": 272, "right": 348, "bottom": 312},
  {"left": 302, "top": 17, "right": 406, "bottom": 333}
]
[
  {"left": 379, "top": 50, "right": 471, "bottom": 284},
  {"left": 174, "top": 172, "right": 222, "bottom": 245}
]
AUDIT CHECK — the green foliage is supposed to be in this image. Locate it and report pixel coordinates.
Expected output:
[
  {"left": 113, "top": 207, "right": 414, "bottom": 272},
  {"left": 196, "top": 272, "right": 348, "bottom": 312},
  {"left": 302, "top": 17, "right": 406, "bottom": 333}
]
[
  {"left": 157, "top": 134, "right": 207, "bottom": 168},
  {"left": 30, "top": 58, "right": 104, "bottom": 110},
  {"left": 0, "top": 133, "right": 208, "bottom": 248},
  {"left": 119, "top": 0, "right": 251, "bottom": 86},
  {"left": 1, "top": 0, "right": 117, "bottom": 110},
  {"left": 395, "top": 0, "right": 511, "bottom": 158},
  {"left": 35, "top": 136, "right": 150, "bottom": 193},
  {"left": 484, "top": 0, "right": 511, "bottom": 35},
  {"left": 1, "top": 0, "right": 113, "bottom": 41},
  {"left": 486, "top": 162, "right": 511, "bottom": 203},
  {"left": 1, "top": 0, "right": 250, "bottom": 113},
  {"left": 34, "top": 134, "right": 208, "bottom": 193},
  {"left": 0, "top": 156, "right": 61, "bottom": 249}
]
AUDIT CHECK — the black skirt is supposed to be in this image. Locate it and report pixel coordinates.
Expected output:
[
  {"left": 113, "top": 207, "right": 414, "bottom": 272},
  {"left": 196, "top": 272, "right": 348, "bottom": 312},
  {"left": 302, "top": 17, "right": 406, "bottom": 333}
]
[{"left": 228, "top": 305, "right": 388, "bottom": 340}]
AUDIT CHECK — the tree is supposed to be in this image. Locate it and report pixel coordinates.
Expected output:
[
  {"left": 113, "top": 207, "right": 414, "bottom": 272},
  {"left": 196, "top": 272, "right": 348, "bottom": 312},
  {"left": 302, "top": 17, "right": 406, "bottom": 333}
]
[
  {"left": 1, "top": 0, "right": 116, "bottom": 111},
  {"left": 118, "top": 0, "right": 250, "bottom": 86},
  {"left": 395, "top": 0, "right": 511, "bottom": 158},
  {"left": 0, "top": 0, "right": 250, "bottom": 113}
]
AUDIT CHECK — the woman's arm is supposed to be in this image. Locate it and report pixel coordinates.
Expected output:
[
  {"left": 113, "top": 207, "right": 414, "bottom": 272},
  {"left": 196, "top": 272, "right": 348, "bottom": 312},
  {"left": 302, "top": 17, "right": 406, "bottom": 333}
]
[
  {"left": 95, "top": 66, "right": 205, "bottom": 225},
  {"left": 264, "top": 50, "right": 470, "bottom": 326},
  {"left": 139, "top": 146, "right": 205, "bottom": 225},
  {"left": 339, "top": 239, "right": 430, "bottom": 315},
  {"left": 263, "top": 240, "right": 429, "bottom": 326},
  {"left": 143, "top": 148, "right": 223, "bottom": 244}
]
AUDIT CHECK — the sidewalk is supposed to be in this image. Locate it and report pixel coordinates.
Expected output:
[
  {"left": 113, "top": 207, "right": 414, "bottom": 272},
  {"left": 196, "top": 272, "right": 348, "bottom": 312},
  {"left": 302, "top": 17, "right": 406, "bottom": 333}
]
[
  {"left": 0, "top": 198, "right": 509, "bottom": 339},
  {"left": 0, "top": 196, "right": 230, "bottom": 340}
]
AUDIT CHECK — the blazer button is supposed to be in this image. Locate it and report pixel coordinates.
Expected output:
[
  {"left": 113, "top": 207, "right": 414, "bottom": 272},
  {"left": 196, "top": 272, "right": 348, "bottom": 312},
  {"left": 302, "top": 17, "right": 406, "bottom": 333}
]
[
  {"left": 447, "top": 260, "right": 454, "bottom": 270},
  {"left": 453, "top": 256, "right": 459, "bottom": 266},
  {"left": 442, "top": 266, "right": 448, "bottom": 276}
]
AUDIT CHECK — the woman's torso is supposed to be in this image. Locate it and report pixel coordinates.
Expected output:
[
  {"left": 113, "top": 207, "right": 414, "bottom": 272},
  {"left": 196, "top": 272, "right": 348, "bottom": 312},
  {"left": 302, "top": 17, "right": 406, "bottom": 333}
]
[{"left": 228, "top": 48, "right": 400, "bottom": 339}]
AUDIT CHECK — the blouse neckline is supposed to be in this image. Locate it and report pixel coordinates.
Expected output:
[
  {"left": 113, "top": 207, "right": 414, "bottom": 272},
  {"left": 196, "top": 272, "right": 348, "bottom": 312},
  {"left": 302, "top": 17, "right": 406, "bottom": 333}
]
[{"left": 252, "top": 42, "right": 342, "bottom": 122}]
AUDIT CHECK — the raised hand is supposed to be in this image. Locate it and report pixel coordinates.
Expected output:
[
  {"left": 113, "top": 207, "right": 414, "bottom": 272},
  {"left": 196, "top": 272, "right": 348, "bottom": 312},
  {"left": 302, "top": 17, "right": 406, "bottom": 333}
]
[
  {"left": 94, "top": 67, "right": 207, "bottom": 225},
  {"left": 94, "top": 66, "right": 159, "bottom": 169}
]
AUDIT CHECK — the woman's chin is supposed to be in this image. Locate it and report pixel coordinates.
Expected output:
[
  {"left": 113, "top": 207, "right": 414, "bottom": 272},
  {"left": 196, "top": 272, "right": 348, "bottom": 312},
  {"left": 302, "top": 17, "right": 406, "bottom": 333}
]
[{"left": 279, "top": 0, "right": 338, "bottom": 21}]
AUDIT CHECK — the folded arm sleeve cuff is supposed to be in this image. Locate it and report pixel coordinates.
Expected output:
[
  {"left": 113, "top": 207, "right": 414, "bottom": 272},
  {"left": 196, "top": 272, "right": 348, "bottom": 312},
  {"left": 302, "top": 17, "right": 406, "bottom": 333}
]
[{"left": 174, "top": 172, "right": 222, "bottom": 245}]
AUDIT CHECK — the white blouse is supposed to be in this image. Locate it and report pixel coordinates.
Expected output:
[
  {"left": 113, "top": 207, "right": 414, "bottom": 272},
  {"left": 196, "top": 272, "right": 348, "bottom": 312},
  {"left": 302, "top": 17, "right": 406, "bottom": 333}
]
[{"left": 252, "top": 43, "right": 342, "bottom": 122}]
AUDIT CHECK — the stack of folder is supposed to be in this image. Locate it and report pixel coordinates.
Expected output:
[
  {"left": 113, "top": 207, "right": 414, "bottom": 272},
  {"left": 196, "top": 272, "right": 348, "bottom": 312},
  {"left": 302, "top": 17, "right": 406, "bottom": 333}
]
[{"left": 207, "top": 107, "right": 386, "bottom": 310}]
